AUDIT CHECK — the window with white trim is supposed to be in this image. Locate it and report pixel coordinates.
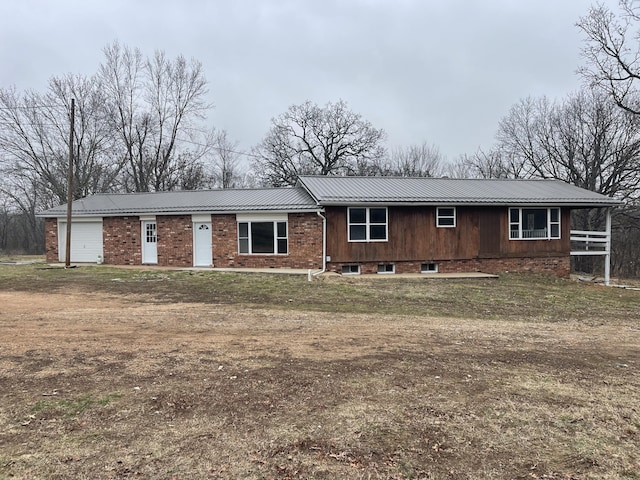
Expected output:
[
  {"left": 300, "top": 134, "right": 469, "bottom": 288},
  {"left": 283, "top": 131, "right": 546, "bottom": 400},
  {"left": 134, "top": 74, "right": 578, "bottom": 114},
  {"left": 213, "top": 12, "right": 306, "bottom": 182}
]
[
  {"left": 377, "top": 263, "right": 395, "bottom": 274},
  {"left": 436, "top": 207, "right": 456, "bottom": 227},
  {"left": 509, "top": 208, "right": 561, "bottom": 240},
  {"left": 348, "top": 207, "right": 388, "bottom": 242},
  {"left": 342, "top": 265, "right": 360, "bottom": 275},
  {"left": 238, "top": 221, "right": 288, "bottom": 254},
  {"left": 421, "top": 263, "right": 438, "bottom": 273}
]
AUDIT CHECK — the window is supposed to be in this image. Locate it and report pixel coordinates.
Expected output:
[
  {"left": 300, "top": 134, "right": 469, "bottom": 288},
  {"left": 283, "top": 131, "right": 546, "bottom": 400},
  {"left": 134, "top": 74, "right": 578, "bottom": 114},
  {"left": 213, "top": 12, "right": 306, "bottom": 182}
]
[
  {"left": 238, "top": 221, "right": 287, "bottom": 254},
  {"left": 348, "top": 207, "right": 388, "bottom": 242},
  {"left": 436, "top": 207, "right": 456, "bottom": 227},
  {"left": 377, "top": 264, "right": 395, "bottom": 274},
  {"left": 509, "top": 208, "right": 561, "bottom": 240},
  {"left": 342, "top": 265, "right": 360, "bottom": 275},
  {"left": 421, "top": 263, "right": 438, "bottom": 273},
  {"left": 145, "top": 222, "right": 157, "bottom": 243}
]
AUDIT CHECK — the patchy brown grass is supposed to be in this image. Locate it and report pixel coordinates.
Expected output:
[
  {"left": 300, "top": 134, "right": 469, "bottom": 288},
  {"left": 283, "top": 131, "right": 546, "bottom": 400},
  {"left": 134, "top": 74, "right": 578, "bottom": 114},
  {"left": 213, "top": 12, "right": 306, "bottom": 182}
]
[{"left": 0, "top": 264, "right": 639, "bottom": 479}]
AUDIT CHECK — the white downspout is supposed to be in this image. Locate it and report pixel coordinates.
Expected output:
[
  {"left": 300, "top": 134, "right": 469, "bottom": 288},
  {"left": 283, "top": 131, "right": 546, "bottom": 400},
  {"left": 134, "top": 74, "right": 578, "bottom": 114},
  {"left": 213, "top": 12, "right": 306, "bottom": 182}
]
[{"left": 310, "top": 210, "right": 326, "bottom": 279}]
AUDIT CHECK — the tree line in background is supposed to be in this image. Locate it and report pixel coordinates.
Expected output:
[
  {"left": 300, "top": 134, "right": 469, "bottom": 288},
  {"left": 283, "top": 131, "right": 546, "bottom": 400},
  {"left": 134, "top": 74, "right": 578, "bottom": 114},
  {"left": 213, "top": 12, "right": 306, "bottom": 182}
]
[{"left": 1, "top": 2, "right": 640, "bottom": 277}]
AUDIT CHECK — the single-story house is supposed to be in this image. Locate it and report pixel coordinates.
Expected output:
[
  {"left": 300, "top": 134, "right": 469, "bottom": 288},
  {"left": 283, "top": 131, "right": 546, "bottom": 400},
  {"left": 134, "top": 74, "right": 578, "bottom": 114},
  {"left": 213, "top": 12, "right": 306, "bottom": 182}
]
[{"left": 38, "top": 176, "right": 621, "bottom": 277}]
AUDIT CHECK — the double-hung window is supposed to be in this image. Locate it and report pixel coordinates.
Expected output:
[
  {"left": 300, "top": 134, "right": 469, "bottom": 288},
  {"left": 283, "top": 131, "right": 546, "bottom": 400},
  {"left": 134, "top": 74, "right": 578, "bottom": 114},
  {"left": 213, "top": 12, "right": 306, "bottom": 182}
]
[
  {"left": 238, "top": 220, "right": 288, "bottom": 254},
  {"left": 509, "top": 207, "right": 560, "bottom": 240},
  {"left": 348, "top": 207, "right": 388, "bottom": 242},
  {"left": 436, "top": 207, "right": 456, "bottom": 227}
]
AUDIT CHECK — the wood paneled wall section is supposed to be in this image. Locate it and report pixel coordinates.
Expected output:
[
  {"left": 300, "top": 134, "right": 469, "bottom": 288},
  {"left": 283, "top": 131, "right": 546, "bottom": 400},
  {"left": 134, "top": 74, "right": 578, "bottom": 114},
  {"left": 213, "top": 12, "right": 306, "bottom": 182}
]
[{"left": 326, "top": 206, "right": 571, "bottom": 263}]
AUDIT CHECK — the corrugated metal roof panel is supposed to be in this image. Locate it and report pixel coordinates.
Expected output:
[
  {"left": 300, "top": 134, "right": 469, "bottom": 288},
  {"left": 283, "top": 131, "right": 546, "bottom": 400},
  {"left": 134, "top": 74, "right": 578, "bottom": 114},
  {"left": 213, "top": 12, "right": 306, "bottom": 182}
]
[
  {"left": 297, "top": 176, "right": 622, "bottom": 207},
  {"left": 39, "top": 187, "right": 320, "bottom": 217}
]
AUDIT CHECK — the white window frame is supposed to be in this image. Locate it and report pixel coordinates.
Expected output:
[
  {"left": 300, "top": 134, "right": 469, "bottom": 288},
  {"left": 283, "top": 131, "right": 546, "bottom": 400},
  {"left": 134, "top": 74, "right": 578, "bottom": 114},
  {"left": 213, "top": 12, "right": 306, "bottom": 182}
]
[
  {"left": 377, "top": 263, "right": 395, "bottom": 274},
  {"left": 509, "top": 207, "right": 561, "bottom": 240},
  {"left": 347, "top": 207, "right": 388, "bottom": 242},
  {"left": 238, "top": 220, "right": 288, "bottom": 255},
  {"left": 341, "top": 265, "right": 361, "bottom": 275},
  {"left": 421, "top": 263, "right": 439, "bottom": 273},
  {"left": 436, "top": 207, "right": 456, "bottom": 228}
]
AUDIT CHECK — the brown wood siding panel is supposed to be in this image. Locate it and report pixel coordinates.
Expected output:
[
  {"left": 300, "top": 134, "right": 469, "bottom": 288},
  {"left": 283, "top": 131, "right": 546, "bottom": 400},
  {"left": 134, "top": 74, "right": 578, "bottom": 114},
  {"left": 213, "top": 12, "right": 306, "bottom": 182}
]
[
  {"left": 326, "top": 206, "right": 480, "bottom": 263},
  {"left": 326, "top": 206, "right": 571, "bottom": 263},
  {"left": 479, "top": 208, "right": 502, "bottom": 257}
]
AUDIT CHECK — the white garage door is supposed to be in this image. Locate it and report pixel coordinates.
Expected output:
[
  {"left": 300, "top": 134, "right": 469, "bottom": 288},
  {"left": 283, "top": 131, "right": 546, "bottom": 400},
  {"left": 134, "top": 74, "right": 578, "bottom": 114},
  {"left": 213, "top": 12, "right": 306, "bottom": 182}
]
[{"left": 58, "top": 220, "right": 104, "bottom": 263}]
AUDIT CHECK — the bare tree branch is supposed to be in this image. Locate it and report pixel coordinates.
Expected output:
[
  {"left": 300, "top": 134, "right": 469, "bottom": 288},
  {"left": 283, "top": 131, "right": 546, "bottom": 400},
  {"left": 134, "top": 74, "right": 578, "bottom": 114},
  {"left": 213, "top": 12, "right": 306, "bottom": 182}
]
[{"left": 252, "top": 100, "right": 386, "bottom": 186}]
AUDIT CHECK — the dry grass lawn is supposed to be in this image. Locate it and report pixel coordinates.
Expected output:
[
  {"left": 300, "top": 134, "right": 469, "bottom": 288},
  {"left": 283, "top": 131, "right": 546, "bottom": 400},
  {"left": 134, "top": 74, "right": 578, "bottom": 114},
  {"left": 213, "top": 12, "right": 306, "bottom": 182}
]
[{"left": 0, "top": 264, "right": 639, "bottom": 479}]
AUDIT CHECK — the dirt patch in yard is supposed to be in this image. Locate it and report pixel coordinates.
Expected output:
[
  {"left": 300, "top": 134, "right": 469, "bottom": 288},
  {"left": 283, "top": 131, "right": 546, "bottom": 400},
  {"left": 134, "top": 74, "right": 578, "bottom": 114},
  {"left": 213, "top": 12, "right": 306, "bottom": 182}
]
[{"left": 1, "top": 280, "right": 639, "bottom": 479}]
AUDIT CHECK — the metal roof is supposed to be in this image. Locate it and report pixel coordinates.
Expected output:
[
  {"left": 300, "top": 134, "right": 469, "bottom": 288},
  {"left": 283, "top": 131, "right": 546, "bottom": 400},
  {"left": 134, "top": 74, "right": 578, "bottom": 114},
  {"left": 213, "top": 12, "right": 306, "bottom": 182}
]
[
  {"left": 39, "top": 176, "right": 622, "bottom": 218},
  {"left": 39, "top": 187, "right": 320, "bottom": 217},
  {"left": 297, "top": 176, "right": 622, "bottom": 207}
]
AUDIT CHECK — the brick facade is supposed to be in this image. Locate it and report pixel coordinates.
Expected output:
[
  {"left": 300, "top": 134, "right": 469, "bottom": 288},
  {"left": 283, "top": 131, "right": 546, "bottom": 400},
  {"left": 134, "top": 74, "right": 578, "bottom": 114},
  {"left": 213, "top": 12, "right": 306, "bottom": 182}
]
[
  {"left": 103, "top": 217, "right": 141, "bottom": 265},
  {"left": 328, "top": 255, "right": 571, "bottom": 278},
  {"left": 157, "top": 215, "right": 193, "bottom": 266},
  {"left": 44, "top": 217, "right": 58, "bottom": 263},
  {"left": 47, "top": 212, "right": 324, "bottom": 269},
  {"left": 212, "top": 212, "right": 323, "bottom": 269}
]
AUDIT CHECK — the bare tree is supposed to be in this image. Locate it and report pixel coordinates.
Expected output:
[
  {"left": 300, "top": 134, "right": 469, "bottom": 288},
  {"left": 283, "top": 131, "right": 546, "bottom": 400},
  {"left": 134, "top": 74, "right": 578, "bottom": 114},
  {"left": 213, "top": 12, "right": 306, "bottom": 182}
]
[
  {"left": 388, "top": 142, "right": 444, "bottom": 177},
  {"left": 252, "top": 100, "right": 386, "bottom": 186},
  {"left": 99, "top": 42, "right": 213, "bottom": 192},
  {"left": 0, "top": 74, "right": 123, "bottom": 253},
  {"left": 210, "top": 130, "right": 243, "bottom": 188},
  {"left": 0, "top": 75, "right": 118, "bottom": 205},
  {"left": 578, "top": 1, "right": 640, "bottom": 115}
]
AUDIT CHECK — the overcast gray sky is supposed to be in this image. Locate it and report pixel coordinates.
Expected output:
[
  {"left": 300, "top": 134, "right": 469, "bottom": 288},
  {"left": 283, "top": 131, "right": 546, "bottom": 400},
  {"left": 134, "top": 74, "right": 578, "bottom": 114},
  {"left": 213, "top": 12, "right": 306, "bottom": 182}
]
[{"left": 0, "top": 0, "right": 618, "bottom": 163}]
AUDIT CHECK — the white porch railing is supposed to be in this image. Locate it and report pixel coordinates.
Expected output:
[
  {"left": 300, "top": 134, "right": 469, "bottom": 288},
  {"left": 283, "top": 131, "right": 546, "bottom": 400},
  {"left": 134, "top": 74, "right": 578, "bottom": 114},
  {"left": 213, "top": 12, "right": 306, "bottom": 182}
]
[
  {"left": 570, "top": 230, "right": 609, "bottom": 254},
  {"left": 569, "top": 210, "right": 612, "bottom": 285}
]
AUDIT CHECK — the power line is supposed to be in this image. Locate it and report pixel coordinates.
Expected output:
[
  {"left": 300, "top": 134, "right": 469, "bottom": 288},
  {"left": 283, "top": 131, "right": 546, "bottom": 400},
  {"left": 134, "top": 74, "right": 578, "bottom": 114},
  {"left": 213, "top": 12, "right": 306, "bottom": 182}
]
[
  {"left": 0, "top": 122, "right": 66, "bottom": 127},
  {"left": 175, "top": 136, "right": 260, "bottom": 159},
  {"left": 0, "top": 103, "right": 67, "bottom": 111}
]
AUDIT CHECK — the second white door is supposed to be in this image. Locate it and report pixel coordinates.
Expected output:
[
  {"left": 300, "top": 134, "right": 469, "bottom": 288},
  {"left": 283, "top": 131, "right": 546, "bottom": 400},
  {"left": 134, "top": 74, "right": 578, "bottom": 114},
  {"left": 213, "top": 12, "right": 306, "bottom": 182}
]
[{"left": 193, "top": 222, "right": 212, "bottom": 266}]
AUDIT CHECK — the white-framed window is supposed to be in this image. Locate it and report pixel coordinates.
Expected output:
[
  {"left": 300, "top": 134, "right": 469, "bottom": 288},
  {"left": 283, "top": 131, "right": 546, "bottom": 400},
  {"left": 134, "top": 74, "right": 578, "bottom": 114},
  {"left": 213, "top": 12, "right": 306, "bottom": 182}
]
[
  {"left": 238, "top": 221, "right": 288, "bottom": 254},
  {"left": 348, "top": 207, "right": 388, "bottom": 242},
  {"left": 377, "top": 263, "right": 395, "bottom": 274},
  {"left": 436, "top": 207, "right": 456, "bottom": 227},
  {"left": 509, "top": 207, "right": 561, "bottom": 240},
  {"left": 421, "top": 263, "right": 438, "bottom": 273},
  {"left": 342, "top": 265, "right": 361, "bottom": 275}
]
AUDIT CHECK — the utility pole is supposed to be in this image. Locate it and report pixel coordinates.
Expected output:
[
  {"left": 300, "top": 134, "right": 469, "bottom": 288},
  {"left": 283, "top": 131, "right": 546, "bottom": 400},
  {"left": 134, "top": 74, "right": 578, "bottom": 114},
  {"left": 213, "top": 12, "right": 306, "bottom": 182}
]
[{"left": 64, "top": 98, "right": 75, "bottom": 267}]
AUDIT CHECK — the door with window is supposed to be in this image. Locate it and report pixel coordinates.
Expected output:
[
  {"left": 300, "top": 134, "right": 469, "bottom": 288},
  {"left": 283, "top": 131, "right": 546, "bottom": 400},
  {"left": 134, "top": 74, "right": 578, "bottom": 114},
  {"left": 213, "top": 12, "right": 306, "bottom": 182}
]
[
  {"left": 193, "top": 222, "right": 213, "bottom": 266},
  {"left": 142, "top": 221, "right": 158, "bottom": 264}
]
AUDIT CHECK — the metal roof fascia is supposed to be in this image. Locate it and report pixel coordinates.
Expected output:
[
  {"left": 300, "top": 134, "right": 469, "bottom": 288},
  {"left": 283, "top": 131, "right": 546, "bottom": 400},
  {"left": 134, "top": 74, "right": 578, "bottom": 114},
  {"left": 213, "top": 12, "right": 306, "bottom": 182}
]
[
  {"left": 316, "top": 200, "right": 621, "bottom": 207},
  {"left": 42, "top": 206, "right": 323, "bottom": 218}
]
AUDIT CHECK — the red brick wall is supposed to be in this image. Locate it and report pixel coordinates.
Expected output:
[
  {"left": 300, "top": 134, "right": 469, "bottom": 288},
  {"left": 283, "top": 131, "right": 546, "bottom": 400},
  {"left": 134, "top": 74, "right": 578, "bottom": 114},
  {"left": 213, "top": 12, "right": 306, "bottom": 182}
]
[
  {"left": 44, "top": 218, "right": 58, "bottom": 262},
  {"left": 328, "top": 255, "right": 571, "bottom": 278},
  {"left": 157, "top": 215, "right": 193, "bottom": 267},
  {"left": 103, "top": 217, "right": 141, "bottom": 265},
  {"left": 211, "top": 214, "right": 237, "bottom": 266},
  {"left": 97, "top": 212, "right": 323, "bottom": 269},
  {"left": 212, "top": 212, "right": 324, "bottom": 269}
]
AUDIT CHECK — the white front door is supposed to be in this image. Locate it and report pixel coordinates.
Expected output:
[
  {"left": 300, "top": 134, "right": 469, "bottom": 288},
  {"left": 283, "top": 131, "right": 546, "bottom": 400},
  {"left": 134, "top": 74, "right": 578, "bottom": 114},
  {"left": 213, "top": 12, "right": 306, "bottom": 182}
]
[
  {"left": 193, "top": 222, "right": 212, "bottom": 266},
  {"left": 142, "top": 221, "right": 158, "bottom": 264}
]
